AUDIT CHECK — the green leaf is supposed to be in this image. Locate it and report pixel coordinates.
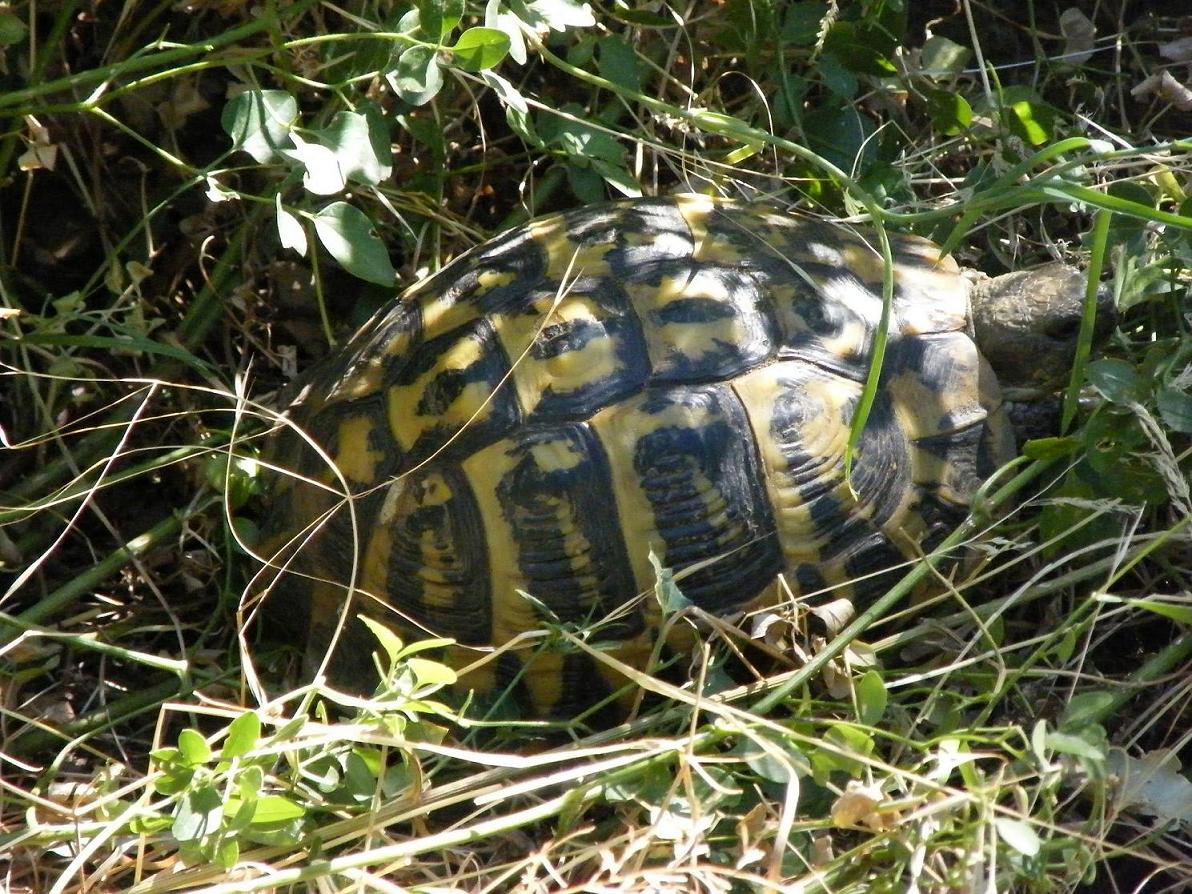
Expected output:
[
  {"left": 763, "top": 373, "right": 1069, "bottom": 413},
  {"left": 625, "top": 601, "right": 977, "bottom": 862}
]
[
  {"left": 284, "top": 133, "right": 345, "bottom": 195},
  {"left": 204, "top": 451, "right": 260, "bottom": 509},
  {"left": 1120, "top": 596, "right": 1192, "bottom": 627},
  {"left": 396, "top": 636, "right": 457, "bottom": 659},
  {"left": 399, "top": 112, "right": 447, "bottom": 160},
  {"left": 927, "top": 89, "right": 973, "bottom": 135},
  {"left": 1087, "top": 358, "right": 1145, "bottom": 404},
  {"left": 591, "top": 157, "right": 641, "bottom": 198},
  {"left": 822, "top": 20, "right": 898, "bottom": 76},
  {"left": 817, "top": 724, "right": 874, "bottom": 778},
  {"left": 359, "top": 615, "right": 404, "bottom": 669},
  {"left": 225, "top": 792, "right": 260, "bottom": 833},
  {"left": 178, "top": 728, "right": 212, "bottom": 766},
  {"left": 486, "top": 0, "right": 528, "bottom": 64},
  {"left": 781, "top": 1, "right": 827, "bottom": 45},
  {"left": 803, "top": 104, "right": 876, "bottom": 173},
  {"left": 404, "top": 718, "right": 450, "bottom": 746},
  {"left": 172, "top": 784, "right": 224, "bottom": 842},
  {"left": 221, "top": 90, "right": 297, "bottom": 164},
  {"left": 383, "top": 761, "right": 416, "bottom": 797},
  {"left": 154, "top": 766, "right": 195, "bottom": 796},
  {"left": 388, "top": 45, "right": 445, "bottom": 106},
  {"left": 0, "top": 11, "right": 28, "bottom": 45},
  {"left": 274, "top": 716, "right": 306, "bottom": 742},
  {"left": 149, "top": 746, "right": 177, "bottom": 765},
  {"left": 1051, "top": 626, "right": 1078, "bottom": 663},
  {"left": 543, "top": 112, "right": 625, "bottom": 195},
  {"left": 1045, "top": 728, "right": 1108, "bottom": 762},
  {"left": 650, "top": 550, "right": 692, "bottom": 615},
  {"left": 237, "top": 766, "right": 264, "bottom": 801},
  {"left": 222, "top": 711, "right": 261, "bottom": 760},
  {"left": 481, "top": 71, "right": 540, "bottom": 144},
  {"left": 276, "top": 198, "right": 308, "bottom": 256},
  {"left": 312, "top": 202, "right": 396, "bottom": 286},
  {"left": 1059, "top": 690, "right": 1117, "bottom": 731},
  {"left": 598, "top": 36, "right": 640, "bottom": 93},
  {"left": 1157, "top": 387, "right": 1192, "bottom": 432},
  {"left": 1022, "top": 435, "right": 1080, "bottom": 460},
  {"left": 397, "top": 6, "right": 422, "bottom": 34},
  {"left": 542, "top": 109, "right": 624, "bottom": 163},
  {"left": 994, "top": 818, "right": 1041, "bottom": 856},
  {"left": 418, "top": 0, "right": 464, "bottom": 40},
  {"left": 340, "top": 750, "right": 380, "bottom": 801},
  {"left": 855, "top": 670, "right": 887, "bottom": 726},
  {"left": 1105, "top": 182, "right": 1154, "bottom": 248},
  {"left": 449, "top": 27, "right": 511, "bottom": 71},
  {"left": 407, "top": 657, "right": 458, "bottom": 688},
  {"left": 316, "top": 109, "right": 394, "bottom": 186},
  {"left": 232, "top": 515, "right": 259, "bottom": 551},
  {"left": 919, "top": 35, "right": 970, "bottom": 78},
  {"left": 1008, "top": 98, "right": 1056, "bottom": 145},
  {"left": 518, "top": 0, "right": 596, "bottom": 31},
  {"left": 215, "top": 838, "right": 240, "bottom": 871},
  {"left": 250, "top": 795, "right": 307, "bottom": 823},
  {"left": 1081, "top": 421, "right": 1167, "bottom": 504},
  {"left": 817, "top": 53, "right": 858, "bottom": 99},
  {"left": 130, "top": 815, "right": 174, "bottom": 834},
  {"left": 610, "top": 3, "right": 674, "bottom": 27},
  {"left": 732, "top": 738, "right": 809, "bottom": 784},
  {"left": 1083, "top": 407, "right": 1143, "bottom": 468}
]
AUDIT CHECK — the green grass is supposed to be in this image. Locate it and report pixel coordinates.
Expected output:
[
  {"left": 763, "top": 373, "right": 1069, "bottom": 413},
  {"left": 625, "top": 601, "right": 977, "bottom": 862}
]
[{"left": 2, "top": 2, "right": 1190, "bottom": 891}]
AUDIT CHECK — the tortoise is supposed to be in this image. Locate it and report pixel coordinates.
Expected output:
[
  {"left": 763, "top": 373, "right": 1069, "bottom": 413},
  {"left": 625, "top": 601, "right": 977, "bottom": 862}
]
[{"left": 258, "top": 194, "right": 1112, "bottom": 715}]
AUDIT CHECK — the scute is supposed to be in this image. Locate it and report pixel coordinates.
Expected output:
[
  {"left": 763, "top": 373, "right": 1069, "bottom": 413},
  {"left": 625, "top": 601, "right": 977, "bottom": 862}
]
[
  {"left": 259, "top": 195, "right": 1014, "bottom": 715},
  {"left": 466, "top": 421, "right": 641, "bottom": 643}
]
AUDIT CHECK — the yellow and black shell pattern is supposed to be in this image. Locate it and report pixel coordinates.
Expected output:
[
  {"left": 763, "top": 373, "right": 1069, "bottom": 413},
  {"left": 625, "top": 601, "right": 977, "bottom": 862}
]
[{"left": 262, "top": 194, "right": 1014, "bottom": 715}]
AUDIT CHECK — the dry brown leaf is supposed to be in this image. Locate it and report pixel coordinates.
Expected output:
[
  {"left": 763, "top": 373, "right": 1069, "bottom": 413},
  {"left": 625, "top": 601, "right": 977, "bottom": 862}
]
[
  {"left": 750, "top": 608, "right": 791, "bottom": 647},
  {"left": 1131, "top": 70, "right": 1192, "bottom": 111},
  {"left": 1159, "top": 36, "right": 1192, "bottom": 63},
  {"left": 830, "top": 780, "right": 896, "bottom": 831},
  {"left": 735, "top": 802, "right": 769, "bottom": 869},
  {"left": 1059, "top": 8, "right": 1095, "bottom": 64},
  {"left": 810, "top": 597, "right": 855, "bottom": 635}
]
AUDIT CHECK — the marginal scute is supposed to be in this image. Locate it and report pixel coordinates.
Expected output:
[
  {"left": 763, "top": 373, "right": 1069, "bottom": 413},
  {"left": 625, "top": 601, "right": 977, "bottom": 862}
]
[
  {"left": 594, "top": 383, "right": 782, "bottom": 614},
  {"left": 368, "top": 465, "right": 492, "bottom": 645},
  {"left": 464, "top": 422, "right": 640, "bottom": 644},
  {"left": 883, "top": 333, "right": 989, "bottom": 440},
  {"left": 259, "top": 195, "right": 1019, "bottom": 715},
  {"left": 332, "top": 415, "right": 387, "bottom": 485}
]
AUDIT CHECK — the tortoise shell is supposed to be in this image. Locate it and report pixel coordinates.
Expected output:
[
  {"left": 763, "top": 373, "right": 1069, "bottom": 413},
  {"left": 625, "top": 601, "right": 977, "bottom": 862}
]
[{"left": 261, "top": 194, "right": 1013, "bottom": 714}]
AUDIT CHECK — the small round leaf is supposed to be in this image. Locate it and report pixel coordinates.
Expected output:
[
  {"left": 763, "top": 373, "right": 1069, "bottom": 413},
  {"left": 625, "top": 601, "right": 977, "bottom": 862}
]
[
  {"left": 222, "top": 711, "right": 261, "bottom": 760},
  {"left": 221, "top": 90, "right": 297, "bottom": 164},
  {"left": 388, "top": 46, "right": 445, "bottom": 106},
  {"left": 178, "top": 728, "right": 212, "bottom": 766},
  {"left": 1088, "top": 358, "right": 1145, "bottom": 404},
  {"left": 994, "top": 817, "right": 1041, "bottom": 856},
  {"left": 450, "top": 27, "right": 511, "bottom": 71},
  {"left": 251, "top": 795, "right": 307, "bottom": 823},
  {"left": 312, "top": 202, "right": 396, "bottom": 286},
  {"left": 855, "top": 670, "right": 887, "bottom": 726}
]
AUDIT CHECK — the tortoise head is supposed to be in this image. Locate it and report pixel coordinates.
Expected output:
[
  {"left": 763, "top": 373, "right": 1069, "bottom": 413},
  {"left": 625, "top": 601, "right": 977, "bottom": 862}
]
[{"left": 967, "top": 262, "right": 1116, "bottom": 396}]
